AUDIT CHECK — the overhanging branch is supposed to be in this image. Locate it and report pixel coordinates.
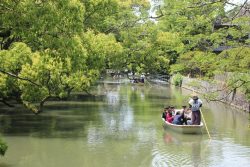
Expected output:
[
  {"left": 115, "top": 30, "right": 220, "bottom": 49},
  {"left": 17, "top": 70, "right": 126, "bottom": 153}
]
[
  {"left": 188, "top": 0, "right": 224, "bottom": 8},
  {"left": 231, "top": 0, "right": 248, "bottom": 20},
  {"left": 0, "top": 69, "right": 41, "bottom": 87}
]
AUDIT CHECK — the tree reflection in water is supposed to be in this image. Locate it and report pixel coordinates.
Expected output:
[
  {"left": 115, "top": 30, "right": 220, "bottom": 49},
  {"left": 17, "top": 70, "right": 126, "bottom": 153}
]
[{"left": 158, "top": 131, "right": 204, "bottom": 167}]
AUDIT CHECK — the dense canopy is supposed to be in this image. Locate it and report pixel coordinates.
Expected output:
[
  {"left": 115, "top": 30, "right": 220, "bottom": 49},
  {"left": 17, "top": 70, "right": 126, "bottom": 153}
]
[
  {"left": 0, "top": 0, "right": 249, "bottom": 155},
  {"left": 0, "top": 0, "right": 249, "bottom": 106},
  {"left": 0, "top": 0, "right": 249, "bottom": 110}
]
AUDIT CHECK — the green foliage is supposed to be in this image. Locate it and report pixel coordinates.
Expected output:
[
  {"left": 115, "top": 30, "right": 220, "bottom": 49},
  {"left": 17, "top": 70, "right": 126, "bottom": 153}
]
[
  {"left": 173, "top": 51, "right": 217, "bottom": 77},
  {"left": 0, "top": 43, "right": 32, "bottom": 99},
  {"left": 160, "top": 0, "right": 225, "bottom": 51},
  {"left": 82, "top": 30, "right": 123, "bottom": 70},
  {"left": 0, "top": 0, "right": 124, "bottom": 112},
  {"left": 1, "top": 0, "right": 249, "bottom": 109},
  {"left": 82, "top": 0, "right": 118, "bottom": 32},
  {"left": 170, "top": 64, "right": 185, "bottom": 74},
  {"left": 0, "top": 43, "right": 32, "bottom": 72},
  {"left": 0, "top": 139, "right": 8, "bottom": 156},
  {"left": 226, "top": 72, "right": 250, "bottom": 100},
  {"left": 116, "top": 23, "right": 184, "bottom": 74},
  {"left": 160, "top": 0, "right": 250, "bottom": 100},
  {"left": 155, "top": 31, "right": 184, "bottom": 64},
  {"left": 172, "top": 73, "right": 183, "bottom": 87},
  {"left": 217, "top": 47, "right": 250, "bottom": 73},
  {"left": 1, "top": 0, "right": 84, "bottom": 50}
]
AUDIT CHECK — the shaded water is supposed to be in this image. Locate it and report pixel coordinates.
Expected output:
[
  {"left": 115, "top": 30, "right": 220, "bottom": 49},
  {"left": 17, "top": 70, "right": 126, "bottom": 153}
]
[{"left": 0, "top": 83, "right": 250, "bottom": 167}]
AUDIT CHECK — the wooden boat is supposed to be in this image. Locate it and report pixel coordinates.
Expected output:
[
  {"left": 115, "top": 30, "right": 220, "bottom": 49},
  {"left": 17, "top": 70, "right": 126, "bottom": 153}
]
[{"left": 162, "top": 118, "right": 203, "bottom": 134}]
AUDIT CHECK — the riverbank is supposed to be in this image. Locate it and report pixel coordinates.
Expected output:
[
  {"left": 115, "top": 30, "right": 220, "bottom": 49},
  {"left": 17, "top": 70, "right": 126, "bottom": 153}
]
[{"left": 171, "top": 75, "right": 250, "bottom": 113}]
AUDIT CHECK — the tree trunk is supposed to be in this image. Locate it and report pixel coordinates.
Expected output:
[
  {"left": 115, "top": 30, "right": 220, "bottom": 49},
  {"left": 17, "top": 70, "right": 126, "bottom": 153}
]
[
  {"left": 38, "top": 96, "right": 51, "bottom": 114},
  {"left": 21, "top": 96, "right": 50, "bottom": 114}
]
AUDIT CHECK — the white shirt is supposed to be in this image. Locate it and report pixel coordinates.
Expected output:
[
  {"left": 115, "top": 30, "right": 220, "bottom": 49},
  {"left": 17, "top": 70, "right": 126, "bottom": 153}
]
[{"left": 189, "top": 99, "right": 202, "bottom": 111}]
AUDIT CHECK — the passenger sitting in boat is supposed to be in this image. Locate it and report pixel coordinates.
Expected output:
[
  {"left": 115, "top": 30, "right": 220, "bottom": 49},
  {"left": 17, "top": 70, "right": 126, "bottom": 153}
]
[
  {"left": 162, "top": 107, "right": 169, "bottom": 121},
  {"left": 172, "top": 111, "right": 183, "bottom": 125},
  {"left": 182, "top": 105, "right": 192, "bottom": 125},
  {"left": 170, "top": 106, "right": 176, "bottom": 115},
  {"left": 166, "top": 108, "right": 174, "bottom": 123},
  {"left": 185, "top": 108, "right": 192, "bottom": 125}
]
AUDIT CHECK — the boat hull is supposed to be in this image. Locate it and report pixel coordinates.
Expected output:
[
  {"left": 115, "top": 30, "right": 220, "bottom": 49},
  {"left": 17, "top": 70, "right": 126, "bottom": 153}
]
[{"left": 163, "top": 119, "right": 203, "bottom": 134}]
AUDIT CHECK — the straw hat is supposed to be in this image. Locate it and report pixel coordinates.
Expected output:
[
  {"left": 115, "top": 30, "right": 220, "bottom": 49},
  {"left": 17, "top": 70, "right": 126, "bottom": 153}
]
[{"left": 191, "top": 92, "right": 198, "bottom": 100}]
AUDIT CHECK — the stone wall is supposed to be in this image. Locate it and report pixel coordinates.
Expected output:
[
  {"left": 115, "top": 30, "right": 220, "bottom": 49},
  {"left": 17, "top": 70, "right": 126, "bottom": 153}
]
[{"left": 173, "top": 76, "right": 250, "bottom": 112}]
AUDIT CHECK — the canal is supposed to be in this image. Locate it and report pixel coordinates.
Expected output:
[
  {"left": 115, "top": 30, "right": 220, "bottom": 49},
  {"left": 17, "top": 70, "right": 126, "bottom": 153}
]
[{"left": 0, "top": 83, "right": 249, "bottom": 167}]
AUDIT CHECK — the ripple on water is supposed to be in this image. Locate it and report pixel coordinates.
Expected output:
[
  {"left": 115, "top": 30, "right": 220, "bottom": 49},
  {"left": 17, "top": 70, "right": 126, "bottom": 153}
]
[
  {"left": 207, "top": 139, "right": 250, "bottom": 167},
  {"left": 151, "top": 147, "right": 200, "bottom": 167}
]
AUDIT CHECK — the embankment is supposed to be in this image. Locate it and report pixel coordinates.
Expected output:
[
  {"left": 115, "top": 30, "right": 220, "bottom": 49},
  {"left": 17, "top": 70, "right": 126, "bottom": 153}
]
[{"left": 171, "top": 75, "right": 250, "bottom": 112}]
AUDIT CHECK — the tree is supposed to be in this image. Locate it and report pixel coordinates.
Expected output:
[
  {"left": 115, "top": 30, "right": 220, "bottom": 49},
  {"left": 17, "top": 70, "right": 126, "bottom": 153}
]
[
  {"left": 212, "top": 47, "right": 250, "bottom": 100},
  {"left": 0, "top": 0, "right": 123, "bottom": 113},
  {"left": 159, "top": 0, "right": 250, "bottom": 100},
  {"left": 171, "top": 51, "right": 217, "bottom": 77}
]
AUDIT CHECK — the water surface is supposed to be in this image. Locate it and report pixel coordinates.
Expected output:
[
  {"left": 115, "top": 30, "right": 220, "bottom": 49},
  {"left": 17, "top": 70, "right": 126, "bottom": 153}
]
[{"left": 0, "top": 83, "right": 249, "bottom": 167}]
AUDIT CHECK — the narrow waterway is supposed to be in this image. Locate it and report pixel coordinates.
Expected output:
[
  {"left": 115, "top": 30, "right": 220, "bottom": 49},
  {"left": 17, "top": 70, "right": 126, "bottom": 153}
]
[{"left": 0, "top": 82, "right": 249, "bottom": 167}]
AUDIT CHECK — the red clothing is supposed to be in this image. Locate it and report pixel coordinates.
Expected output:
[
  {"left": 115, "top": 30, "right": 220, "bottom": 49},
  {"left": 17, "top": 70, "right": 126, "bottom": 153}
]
[{"left": 166, "top": 113, "right": 174, "bottom": 123}]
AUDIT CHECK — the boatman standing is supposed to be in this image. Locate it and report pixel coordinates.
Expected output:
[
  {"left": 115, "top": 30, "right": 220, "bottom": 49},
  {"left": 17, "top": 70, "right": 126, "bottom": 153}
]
[{"left": 189, "top": 93, "right": 202, "bottom": 125}]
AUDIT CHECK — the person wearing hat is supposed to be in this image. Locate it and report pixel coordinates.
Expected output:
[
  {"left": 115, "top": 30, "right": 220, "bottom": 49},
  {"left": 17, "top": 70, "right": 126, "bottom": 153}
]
[{"left": 188, "top": 93, "right": 202, "bottom": 125}]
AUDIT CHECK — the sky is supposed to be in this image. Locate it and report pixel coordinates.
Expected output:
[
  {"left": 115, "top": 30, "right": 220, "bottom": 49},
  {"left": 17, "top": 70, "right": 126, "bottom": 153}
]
[
  {"left": 228, "top": 0, "right": 247, "bottom": 3},
  {"left": 225, "top": 0, "right": 248, "bottom": 11},
  {"left": 148, "top": 0, "right": 248, "bottom": 15}
]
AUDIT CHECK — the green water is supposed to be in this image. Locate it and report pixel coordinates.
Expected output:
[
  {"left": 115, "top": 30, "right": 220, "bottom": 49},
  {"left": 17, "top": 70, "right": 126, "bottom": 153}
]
[{"left": 0, "top": 83, "right": 250, "bottom": 167}]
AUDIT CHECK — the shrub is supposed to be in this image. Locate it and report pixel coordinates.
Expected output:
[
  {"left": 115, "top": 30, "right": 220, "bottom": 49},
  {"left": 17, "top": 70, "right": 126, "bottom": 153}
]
[
  {"left": 0, "top": 139, "right": 8, "bottom": 156},
  {"left": 172, "top": 73, "right": 183, "bottom": 87}
]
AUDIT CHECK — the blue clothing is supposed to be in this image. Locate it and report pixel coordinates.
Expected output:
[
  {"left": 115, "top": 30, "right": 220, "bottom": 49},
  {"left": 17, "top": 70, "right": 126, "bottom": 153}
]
[{"left": 172, "top": 115, "right": 183, "bottom": 125}]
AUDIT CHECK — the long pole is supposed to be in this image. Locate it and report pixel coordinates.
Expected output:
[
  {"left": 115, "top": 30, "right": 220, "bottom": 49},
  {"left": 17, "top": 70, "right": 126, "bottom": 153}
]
[{"left": 200, "top": 109, "right": 211, "bottom": 139}]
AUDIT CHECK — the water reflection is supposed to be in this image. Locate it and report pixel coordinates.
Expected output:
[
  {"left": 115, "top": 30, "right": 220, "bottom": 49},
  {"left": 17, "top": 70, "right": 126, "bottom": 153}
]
[
  {"left": 155, "top": 130, "right": 204, "bottom": 167},
  {"left": 106, "top": 90, "right": 120, "bottom": 106},
  {"left": 163, "top": 131, "right": 203, "bottom": 144},
  {"left": 87, "top": 127, "right": 104, "bottom": 146},
  {"left": 100, "top": 85, "right": 134, "bottom": 133},
  {"left": 0, "top": 113, "right": 90, "bottom": 138},
  {"left": 0, "top": 82, "right": 250, "bottom": 167},
  {"left": 191, "top": 140, "right": 202, "bottom": 167}
]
